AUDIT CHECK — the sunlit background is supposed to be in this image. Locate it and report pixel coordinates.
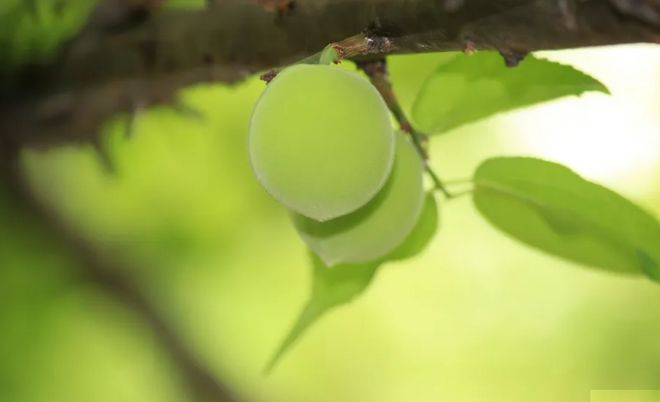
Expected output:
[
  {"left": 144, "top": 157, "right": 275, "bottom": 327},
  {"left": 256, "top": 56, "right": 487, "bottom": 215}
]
[{"left": 2, "top": 44, "right": 660, "bottom": 402}]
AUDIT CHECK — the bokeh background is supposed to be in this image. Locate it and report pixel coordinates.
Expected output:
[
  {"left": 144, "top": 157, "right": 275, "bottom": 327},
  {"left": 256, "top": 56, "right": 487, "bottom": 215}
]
[{"left": 2, "top": 44, "right": 660, "bottom": 402}]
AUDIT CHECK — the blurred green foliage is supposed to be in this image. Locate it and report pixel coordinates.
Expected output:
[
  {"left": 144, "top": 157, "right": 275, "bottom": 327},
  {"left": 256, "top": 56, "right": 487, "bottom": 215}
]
[
  {"left": 0, "top": 182, "right": 187, "bottom": 402},
  {"left": 0, "top": 0, "right": 98, "bottom": 73}
]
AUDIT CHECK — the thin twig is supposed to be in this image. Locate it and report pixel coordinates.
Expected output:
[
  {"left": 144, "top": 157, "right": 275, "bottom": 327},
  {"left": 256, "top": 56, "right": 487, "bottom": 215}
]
[
  {"left": 0, "top": 150, "right": 241, "bottom": 402},
  {"left": 357, "top": 58, "right": 453, "bottom": 198},
  {"left": 442, "top": 178, "right": 474, "bottom": 185},
  {"left": 444, "top": 188, "right": 474, "bottom": 199}
]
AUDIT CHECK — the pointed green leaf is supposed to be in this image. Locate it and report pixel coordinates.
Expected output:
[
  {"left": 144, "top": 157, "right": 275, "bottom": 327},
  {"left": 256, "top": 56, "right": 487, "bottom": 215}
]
[
  {"left": 473, "top": 157, "right": 660, "bottom": 280},
  {"left": 267, "top": 194, "right": 441, "bottom": 371},
  {"left": 265, "top": 254, "right": 379, "bottom": 373},
  {"left": 412, "top": 52, "right": 609, "bottom": 134}
]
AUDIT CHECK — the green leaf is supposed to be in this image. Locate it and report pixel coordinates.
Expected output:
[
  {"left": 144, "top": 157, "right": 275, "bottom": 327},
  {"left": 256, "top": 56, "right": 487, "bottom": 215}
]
[
  {"left": 265, "top": 254, "right": 380, "bottom": 373},
  {"left": 0, "top": 0, "right": 98, "bottom": 78},
  {"left": 318, "top": 45, "right": 340, "bottom": 65},
  {"left": 473, "top": 157, "right": 660, "bottom": 280},
  {"left": 412, "top": 52, "right": 609, "bottom": 134},
  {"left": 266, "top": 194, "right": 440, "bottom": 371},
  {"left": 388, "top": 192, "right": 439, "bottom": 262}
]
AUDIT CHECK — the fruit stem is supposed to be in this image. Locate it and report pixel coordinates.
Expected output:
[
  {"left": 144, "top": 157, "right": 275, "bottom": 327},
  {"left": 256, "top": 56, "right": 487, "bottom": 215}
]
[
  {"left": 357, "top": 58, "right": 453, "bottom": 199},
  {"left": 318, "top": 44, "right": 345, "bottom": 65}
]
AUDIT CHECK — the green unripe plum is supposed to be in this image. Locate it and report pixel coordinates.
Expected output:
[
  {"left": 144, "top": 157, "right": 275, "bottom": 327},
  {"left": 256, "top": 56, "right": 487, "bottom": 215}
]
[
  {"left": 292, "top": 134, "right": 425, "bottom": 266},
  {"left": 249, "top": 64, "right": 395, "bottom": 221}
]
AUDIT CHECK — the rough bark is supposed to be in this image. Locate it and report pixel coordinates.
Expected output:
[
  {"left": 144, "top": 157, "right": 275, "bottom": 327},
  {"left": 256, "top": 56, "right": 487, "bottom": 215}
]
[{"left": 0, "top": 0, "right": 659, "bottom": 149}]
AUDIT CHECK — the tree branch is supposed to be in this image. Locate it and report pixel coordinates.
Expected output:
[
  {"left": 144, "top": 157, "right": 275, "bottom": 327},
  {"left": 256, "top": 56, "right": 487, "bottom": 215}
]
[{"left": 1, "top": 0, "right": 659, "bottom": 149}]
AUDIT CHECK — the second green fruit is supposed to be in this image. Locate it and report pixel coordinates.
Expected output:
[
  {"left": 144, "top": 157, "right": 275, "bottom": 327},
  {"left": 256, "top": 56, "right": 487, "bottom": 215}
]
[{"left": 292, "top": 134, "right": 425, "bottom": 266}]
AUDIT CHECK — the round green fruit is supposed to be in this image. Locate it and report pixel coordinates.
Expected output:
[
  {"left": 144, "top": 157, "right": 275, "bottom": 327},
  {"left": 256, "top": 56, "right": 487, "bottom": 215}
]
[
  {"left": 292, "top": 134, "right": 425, "bottom": 266},
  {"left": 249, "top": 64, "right": 394, "bottom": 221}
]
